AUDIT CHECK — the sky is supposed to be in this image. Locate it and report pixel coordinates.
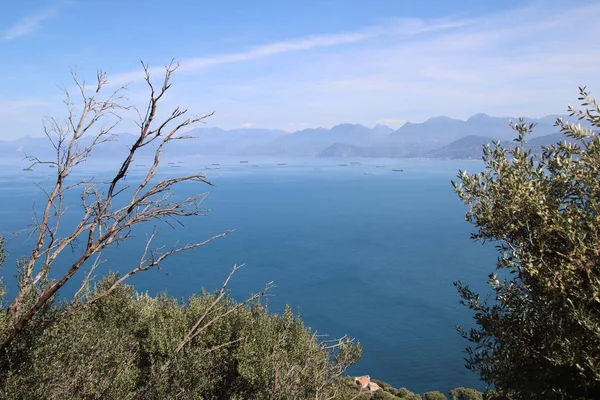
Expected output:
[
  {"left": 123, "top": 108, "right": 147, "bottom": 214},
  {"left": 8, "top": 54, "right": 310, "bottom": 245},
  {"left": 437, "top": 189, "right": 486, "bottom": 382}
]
[{"left": 1, "top": 0, "right": 599, "bottom": 139}]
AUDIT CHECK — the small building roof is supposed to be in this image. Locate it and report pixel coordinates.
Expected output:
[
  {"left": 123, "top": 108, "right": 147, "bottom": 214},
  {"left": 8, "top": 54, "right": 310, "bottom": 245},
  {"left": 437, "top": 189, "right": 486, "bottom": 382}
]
[{"left": 354, "top": 375, "right": 370, "bottom": 388}]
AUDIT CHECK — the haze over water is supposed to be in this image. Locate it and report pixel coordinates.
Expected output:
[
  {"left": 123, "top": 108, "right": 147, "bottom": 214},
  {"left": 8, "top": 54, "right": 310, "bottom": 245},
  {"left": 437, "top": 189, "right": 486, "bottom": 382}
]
[{"left": 0, "top": 157, "right": 497, "bottom": 393}]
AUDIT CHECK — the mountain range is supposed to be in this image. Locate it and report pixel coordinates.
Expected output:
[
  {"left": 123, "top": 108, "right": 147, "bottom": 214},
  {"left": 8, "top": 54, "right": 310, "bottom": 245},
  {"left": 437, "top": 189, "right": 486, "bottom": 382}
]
[{"left": 0, "top": 114, "right": 581, "bottom": 161}]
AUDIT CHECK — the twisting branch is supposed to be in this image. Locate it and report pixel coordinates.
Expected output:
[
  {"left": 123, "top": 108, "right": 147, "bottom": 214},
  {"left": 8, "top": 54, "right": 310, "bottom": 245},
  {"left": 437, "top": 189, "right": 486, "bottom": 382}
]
[
  {"left": 72, "top": 253, "right": 105, "bottom": 301},
  {"left": 174, "top": 263, "right": 275, "bottom": 353},
  {"left": 0, "top": 61, "right": 223, "bottom": 354},
  {"left": 65, "top": 229, "right": 234, "bottom": 317}
]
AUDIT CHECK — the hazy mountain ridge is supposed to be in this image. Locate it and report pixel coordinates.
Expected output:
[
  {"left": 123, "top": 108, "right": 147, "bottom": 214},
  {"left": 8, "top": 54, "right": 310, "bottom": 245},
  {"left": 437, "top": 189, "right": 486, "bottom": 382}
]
[
  {"left": 0, "top": 114, "right": 582, "bottom": 161},
  {"left": 392, "top": 113, "right": 558, "bottom": 142},
  {"left": 425, "top": 135, "right": 497, "bottom": 160}
]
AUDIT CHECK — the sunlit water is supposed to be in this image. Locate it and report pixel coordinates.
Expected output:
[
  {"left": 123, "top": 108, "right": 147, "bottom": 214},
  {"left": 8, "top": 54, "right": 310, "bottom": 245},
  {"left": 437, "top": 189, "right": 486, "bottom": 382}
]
[{"left": 0, "top": 156, "right": 495, "bottom": 393}]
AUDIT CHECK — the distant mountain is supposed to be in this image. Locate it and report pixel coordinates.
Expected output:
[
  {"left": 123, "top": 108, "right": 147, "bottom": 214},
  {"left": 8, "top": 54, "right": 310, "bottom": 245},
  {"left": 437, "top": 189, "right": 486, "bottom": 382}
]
[
  {"left": 1, "top": 114, "right": 589, "bottom": 161},
  {"left": 0, "top": 128, "right": 287, "bottom": 160},
  {"left": 315, "top": 139, "right": 441, "bottom": 159},
  {"left": 171, "top": 127, "right": 286, "bottom": 156},
  {"left": 424, "top": 132, "right": 579, "bottom": 159},
  {"left": 240, "top": 123, "right": 379, "bottom": 157},
  {"left": 393, "top": 116, "right": 467, "bottom": 143},
  {"left": 0, "top": 136, "right": 56, "bottom": 159},
  {"left": 425, "top": 135, "right": 496, "bottom": 159},
  {"left": 527, "top": 132, "right": 565, "bottom": 147},
  {"left": 392, "top": 113, "right": 560, "bottom": 144},
  {"left": 317, "top": 143, "right": 367, "bottom": 158},
  {"left": 372, "top": 124, "right": 394, "bottom": 136}
]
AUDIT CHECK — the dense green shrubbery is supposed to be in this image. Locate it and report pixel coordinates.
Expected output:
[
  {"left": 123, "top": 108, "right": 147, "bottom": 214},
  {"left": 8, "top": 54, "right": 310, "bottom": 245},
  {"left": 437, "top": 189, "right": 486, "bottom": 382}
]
[
  {"left": 454, "top": 89, "right": 600, "bottom": 398},
  {"left": 448, "top": 387, "right": 483, "bottom": 400},
  {"left": 421, "top": 391, "right": 447, "bottom": 400},
  {"left": 371, "top": 390, "right": 402, "bottom": 400},
  {"left": 0, "top": 273, "right": 361, "bottom": 399},
  {"left": 341, "top": 378, "right": 482, "bottom": 400}
]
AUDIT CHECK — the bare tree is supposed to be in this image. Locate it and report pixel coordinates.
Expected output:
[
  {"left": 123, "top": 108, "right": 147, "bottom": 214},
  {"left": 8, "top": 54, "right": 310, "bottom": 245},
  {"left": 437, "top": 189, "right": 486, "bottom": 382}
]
[{"left": 0, "top": 61, "right": 246, "bottom": 353}]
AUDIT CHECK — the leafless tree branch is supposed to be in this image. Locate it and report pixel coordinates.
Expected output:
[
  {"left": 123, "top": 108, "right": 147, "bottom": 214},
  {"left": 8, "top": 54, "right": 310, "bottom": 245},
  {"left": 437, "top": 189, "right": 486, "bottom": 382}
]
[
  {"left": 174, "top": 263, "right": 275, "bottom": 353},
  {"left": 0, "top": 62, "right": 226, "bottom": 354}
]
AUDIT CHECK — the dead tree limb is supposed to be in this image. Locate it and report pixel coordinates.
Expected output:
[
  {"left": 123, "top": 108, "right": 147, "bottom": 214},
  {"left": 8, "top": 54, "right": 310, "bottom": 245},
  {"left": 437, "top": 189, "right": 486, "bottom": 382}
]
[
  {"left": 174, "top": 263, "right": 274, "bottom": 353},
  {"left": 0, "top": 61, "right": 224, "bottom": 354}
]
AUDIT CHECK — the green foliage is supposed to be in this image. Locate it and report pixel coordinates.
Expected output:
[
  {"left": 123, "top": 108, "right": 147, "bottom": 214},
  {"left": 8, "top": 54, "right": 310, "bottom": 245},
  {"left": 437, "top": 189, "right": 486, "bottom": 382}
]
[
  {"left": 453, "top": 87, "right": 600, "bottom": 399},
  {"left": 396, "top": 387, "right": 422, "bottom": 400},
  {"left": 371, "top": 379, "right": 390, "bottom": 390},
  {"left": 0, "top": 274, "right": 361, "bottom": 399},
  {"left": 421, "top": 391, "right": 447, "bottom": 400},
  {"left": 448, "top": 387, "right": 483, "bottom": 400},
  {"left": 331, "top": 378, "right": 462, "bottom": 400},
  {"left": 326, "top": 380, "right": 484, "bottom": 400},
  {"left": 371, "top": 390, "right": 401, "bottom": 399}
]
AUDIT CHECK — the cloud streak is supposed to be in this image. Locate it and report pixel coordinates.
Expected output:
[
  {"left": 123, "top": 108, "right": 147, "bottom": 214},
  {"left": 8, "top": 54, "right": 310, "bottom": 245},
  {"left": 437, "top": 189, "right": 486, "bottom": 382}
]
[
  {"left": 2, "top": 6, "right": 59, "bottom": 41},
  {"left": 108, "top": 31, "right": 373, "bottom": 86},
  {"left": 108, "top": 17, "right": 469, "bottom": 87},
  {"left": 192, "top": 1, "right": 600, "bottom": 129}
]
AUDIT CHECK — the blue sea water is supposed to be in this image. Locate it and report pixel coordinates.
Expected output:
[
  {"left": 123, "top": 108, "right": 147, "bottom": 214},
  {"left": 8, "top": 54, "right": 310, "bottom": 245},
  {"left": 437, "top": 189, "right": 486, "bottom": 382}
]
[{"left": 0, "top": 157, "right": 495, "bottom": 394}]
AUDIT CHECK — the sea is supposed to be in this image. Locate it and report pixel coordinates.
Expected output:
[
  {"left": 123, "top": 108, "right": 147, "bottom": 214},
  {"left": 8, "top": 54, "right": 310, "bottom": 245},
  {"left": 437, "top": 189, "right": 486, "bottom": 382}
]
[{"left": 0, "top": 156, "right": 496, "bottom": 394}]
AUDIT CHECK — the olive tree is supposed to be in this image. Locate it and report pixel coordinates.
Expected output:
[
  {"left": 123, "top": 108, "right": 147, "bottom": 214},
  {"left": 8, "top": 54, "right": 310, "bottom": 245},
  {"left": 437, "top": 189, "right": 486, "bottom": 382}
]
[{"left": 453, "top": 87, "right": 600, "bottom": 399}]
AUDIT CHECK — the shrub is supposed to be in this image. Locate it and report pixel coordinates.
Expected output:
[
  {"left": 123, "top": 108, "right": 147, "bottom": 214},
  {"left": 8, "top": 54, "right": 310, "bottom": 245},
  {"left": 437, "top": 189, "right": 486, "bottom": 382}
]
[
  {"left": 422, "top": 391, "right": 447, "bottom": 400},
  {"left": 449, "top": 387, "right": 483, "bottom": 400}
]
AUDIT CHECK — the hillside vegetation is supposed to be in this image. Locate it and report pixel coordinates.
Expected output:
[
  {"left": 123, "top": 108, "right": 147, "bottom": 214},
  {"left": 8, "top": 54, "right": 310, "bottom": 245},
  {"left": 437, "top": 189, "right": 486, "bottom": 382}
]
[{"left": 0, "top": 270, "right": 363, "bottom": 399}]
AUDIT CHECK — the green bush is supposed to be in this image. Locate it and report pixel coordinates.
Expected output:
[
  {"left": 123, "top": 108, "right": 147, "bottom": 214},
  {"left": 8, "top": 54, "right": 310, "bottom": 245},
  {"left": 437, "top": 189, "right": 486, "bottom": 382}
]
[
  {"left": 396, "top": 387, "right": 422, "bottom": 400},
  {"left": 448, "top": 387, "right": 483, "bottom": 400},
  {"left": 372, "top": 378, "right": 393, "bottom": 391},
  {"left": 422, "top": 391, "right": 447, "bottom": 400},
  {"left": 454, "top": 88, "right": 600, "bottom": 398},
  {"left": 0, "top": 274, "right": 361, "bottom": 399},
  {"left": 372, "top": 390, "right": 401, "bottom": 399}
]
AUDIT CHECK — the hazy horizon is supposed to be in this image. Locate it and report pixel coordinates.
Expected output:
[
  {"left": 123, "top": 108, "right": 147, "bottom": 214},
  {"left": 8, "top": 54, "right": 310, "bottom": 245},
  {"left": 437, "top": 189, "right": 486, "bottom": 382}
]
[
  {"left": 0, "top": 111, "right": 568, "bottom": 141},
  {"left": 1, "top": 0, "right": 600, "bottom": 140}
]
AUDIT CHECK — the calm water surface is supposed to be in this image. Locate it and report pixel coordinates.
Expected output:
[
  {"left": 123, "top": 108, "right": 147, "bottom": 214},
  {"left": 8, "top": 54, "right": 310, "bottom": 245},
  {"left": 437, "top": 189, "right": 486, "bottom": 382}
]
[{"left": 0, "top": 157, "right": 495, "bottom": 393}]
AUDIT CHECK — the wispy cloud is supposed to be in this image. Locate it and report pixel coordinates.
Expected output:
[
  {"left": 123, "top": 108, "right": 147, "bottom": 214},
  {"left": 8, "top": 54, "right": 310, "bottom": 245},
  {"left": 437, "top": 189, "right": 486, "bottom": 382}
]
[
  {"left": 108, "top": 17, "right": 468, "bottom": 87},
  {"left": 180, "top": 32, "right": 371, "bottom": 70},
  {"left": 2, "top": 6, "right": 59, "bottom": 41},
  {"left": 198, "top": 1, "right": 600, "bottom": 128},
  {"left": 108, "top": 31, "right": 373, "bottom": 86}
]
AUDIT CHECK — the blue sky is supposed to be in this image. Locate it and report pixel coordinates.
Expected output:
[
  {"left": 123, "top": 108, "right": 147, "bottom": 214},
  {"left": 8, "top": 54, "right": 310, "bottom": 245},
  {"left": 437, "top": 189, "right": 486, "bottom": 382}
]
[{"left": 1, "top": 0, "right": 599, "bottom": 139}]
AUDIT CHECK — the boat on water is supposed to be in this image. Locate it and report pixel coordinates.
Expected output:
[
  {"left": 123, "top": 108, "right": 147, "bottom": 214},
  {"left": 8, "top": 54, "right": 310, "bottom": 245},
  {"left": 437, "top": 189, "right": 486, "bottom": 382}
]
[
  {"left": 376, "top": 165, "right": 385, "bottom": 168},
  {"left": 23, "top": 168, "right": 33, "bottom": 171},
  {"left": 350, "top": 161, "right": 361, "bottom": 165},
  {"left": 212, "top": 163, "right": 220, "bottom": 166},
  {"left": 240, "top": 161, "right": 249, "bottom": 163},
  {"left": 392, "top": 169, "right": 404, "bottom": 172},
  {"left": 277, "top": 163, "right": 287, "bottom": 166},
  {"left": 339, "top": 164, "right": 348, "bottom": 167}
]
